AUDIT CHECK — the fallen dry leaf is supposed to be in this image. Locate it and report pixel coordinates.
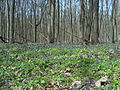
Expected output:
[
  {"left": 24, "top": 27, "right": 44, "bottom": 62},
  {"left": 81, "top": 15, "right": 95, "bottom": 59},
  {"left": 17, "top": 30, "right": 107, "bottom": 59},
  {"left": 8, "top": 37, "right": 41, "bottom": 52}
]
[
  {"left": 71, "top": 81, "right": 82, "bottom": 88},
  {"left": 95, "top": 76, "right": 108, "bottom": 87},
  {"left": 63, "top": 73, "right": 71, "bottom": 77},
  {"left": 48, "top": 81, "right": 57, "bottom": 86}
]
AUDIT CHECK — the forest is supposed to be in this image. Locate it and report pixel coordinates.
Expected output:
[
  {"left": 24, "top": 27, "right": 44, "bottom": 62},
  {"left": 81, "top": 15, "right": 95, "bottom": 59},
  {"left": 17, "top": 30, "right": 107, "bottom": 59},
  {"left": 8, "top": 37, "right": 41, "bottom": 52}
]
[
  {"left": 0, "top": 0, "right": 120, "bottom": 43},
  {"left": 0, "top": 0, "right": 120, "bottom": 90}
]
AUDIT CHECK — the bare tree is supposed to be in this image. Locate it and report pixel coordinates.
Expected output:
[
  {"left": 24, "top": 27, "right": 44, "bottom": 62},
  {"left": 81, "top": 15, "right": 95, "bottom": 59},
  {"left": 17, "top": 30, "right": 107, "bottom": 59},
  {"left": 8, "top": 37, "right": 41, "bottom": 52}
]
[
  {"left": 6, "top": 0, "right": 10, "bottom": 42},
  {"left": 0, "top": 6, "right": 2, "bottom": 37},
  {"left": 57, "top": 0, "right": 60, "bottom": 43},
  {"left": 10, "top": 0, "right": 15, "bottom": 43},
  {"left": 90, "top": 0, "right": 99, "bottom": 44},
  {"left": 80, "top": 0, "right": 86, "bottom": 41},
  {"left": 48, "top": 0, "right": 56, "bottom": 43},
  {"left": 111, "top": 0, "right": 118, "bottom": 43},
  {"left": 0, "top": 0, "right": 120, "bottom": 44}
]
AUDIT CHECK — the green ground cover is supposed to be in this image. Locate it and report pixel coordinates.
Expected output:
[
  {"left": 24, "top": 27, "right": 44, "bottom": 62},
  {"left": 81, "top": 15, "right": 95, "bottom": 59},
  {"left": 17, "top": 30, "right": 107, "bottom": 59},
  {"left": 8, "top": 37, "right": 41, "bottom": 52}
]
[{"left": 0, "top": 43, "right": 120, "bottom": 90}]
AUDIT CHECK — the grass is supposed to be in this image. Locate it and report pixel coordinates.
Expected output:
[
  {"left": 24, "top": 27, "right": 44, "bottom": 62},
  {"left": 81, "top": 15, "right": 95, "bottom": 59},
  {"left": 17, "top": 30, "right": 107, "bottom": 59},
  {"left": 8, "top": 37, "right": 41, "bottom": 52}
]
[{"left": 0, "top": 43, "right": 120, "bottom": 90}]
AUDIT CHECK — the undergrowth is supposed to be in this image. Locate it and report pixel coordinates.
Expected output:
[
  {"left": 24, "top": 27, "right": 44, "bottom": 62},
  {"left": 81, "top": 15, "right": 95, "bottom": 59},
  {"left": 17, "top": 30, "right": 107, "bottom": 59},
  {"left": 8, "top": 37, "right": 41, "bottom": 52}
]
[{"left": 0, "top": 43, "right": 120, "bottom": 90}]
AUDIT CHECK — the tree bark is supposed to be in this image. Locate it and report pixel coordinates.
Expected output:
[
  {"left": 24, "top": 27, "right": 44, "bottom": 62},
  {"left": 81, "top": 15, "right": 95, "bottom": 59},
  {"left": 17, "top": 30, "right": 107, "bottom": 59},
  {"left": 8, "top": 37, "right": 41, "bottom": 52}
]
[
  {"left": 6, "top": 0, "right": 10, "bottom": 42},
  {"left": 90, "top": 0, "right": 99, "bottom": 44},
  {"left": 10, "top": 0, "right": 15, "bottom": 43},
  {"left": 80, "top": 0, "right": 85, "bottom": 40},
  {"left": 48, "top": 0, "right": 56, "bottom": 43}
]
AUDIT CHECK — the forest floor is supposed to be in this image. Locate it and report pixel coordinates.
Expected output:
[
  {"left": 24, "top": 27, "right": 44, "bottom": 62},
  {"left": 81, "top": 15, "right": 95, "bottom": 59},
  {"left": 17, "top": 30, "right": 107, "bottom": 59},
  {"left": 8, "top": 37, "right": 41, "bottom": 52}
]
[{"left": 0, "top": 43, "right": 120, "bottom": 90}]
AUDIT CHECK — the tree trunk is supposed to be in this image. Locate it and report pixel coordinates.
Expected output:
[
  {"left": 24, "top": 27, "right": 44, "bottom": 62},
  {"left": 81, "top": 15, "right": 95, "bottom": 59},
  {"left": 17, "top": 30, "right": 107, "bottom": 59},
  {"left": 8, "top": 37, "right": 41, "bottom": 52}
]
[
  {"left": 80, "top": 0, "right": 85, "bottom": 40},
  {"left": 0, "top": 7, "right": 2, "bottom": 37},
  {"left": 6, "top": 0, "right": 10, "bottom": 42},
  {"left": 48, "top": 0, "right": 56, "bottom": 43},
  {"left": 57, "top": 0, "right": 60, "bottom": 43},
  {"left": 10, "top": 0, "right": 15, "bottom": 43},
  {"left": 90, "top": 0, "right": 99, "bottom": 44},
  {"left": 111, "top": 0, "right": 118, "bottom": 43}
]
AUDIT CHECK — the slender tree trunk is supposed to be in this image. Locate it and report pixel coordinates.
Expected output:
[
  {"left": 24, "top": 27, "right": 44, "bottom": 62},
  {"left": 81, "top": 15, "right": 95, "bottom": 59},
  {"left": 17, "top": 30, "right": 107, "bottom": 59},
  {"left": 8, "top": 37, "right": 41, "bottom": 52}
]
[
  {"left": 87, "top": 0, "right": 93, "bottom": 41},
  {"left": 63, "top": 0, "right": 67, "bottom": 42},
  {"left": 111, "top": 0, "right": 118, "bottom": 43},
  {"left": 53, "top": 0, "right": 56, "bottom": 43},
  {"left": 80, "top": 0, "right": 85, "bottom": 40},
  {"left": 6, "top": 0, "right": 10, "bottom": 42},
  {"left": 10, "top": 0, "right": 15, "bottom": 43},
  {"left": 70, "top": 0, "right": 73, "bottom": 43},
  {"left": 33, "top": 0, "right": 37, "bottom": 42},
  {"left": 57, "top": 0, "right": 60, "bottom": 43},
  {"left": 48, "top": 0, "right": 56, "bottom": 43},
  {"left": 0, "top": 7, "right": 2, "bottom": 37}
]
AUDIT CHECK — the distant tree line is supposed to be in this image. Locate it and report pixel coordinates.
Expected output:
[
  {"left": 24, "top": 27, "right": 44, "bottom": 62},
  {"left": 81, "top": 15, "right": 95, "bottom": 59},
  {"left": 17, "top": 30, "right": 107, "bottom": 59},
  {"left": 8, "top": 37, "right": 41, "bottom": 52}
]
[{"left": 0, "top": 0, "right": 120, "bottom": 44}]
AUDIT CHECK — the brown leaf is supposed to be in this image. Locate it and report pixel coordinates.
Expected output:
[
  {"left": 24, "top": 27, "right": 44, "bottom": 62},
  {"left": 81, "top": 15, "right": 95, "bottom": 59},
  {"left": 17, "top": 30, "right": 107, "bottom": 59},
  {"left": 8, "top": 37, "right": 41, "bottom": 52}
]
[
  {"left": 45, "top": 87, "right": 57, "bottom": 90},
  {"left": 34, "top": 84, "right": 44, "bottom": 90},
  {"left": 97, "top": 71, "right": 107, "bottom": 74},
  {"left": 95, "top": 76, "right": 108, "bottom": 87},
  {"left": 48, "top": 81, "right": 57, "bottom": 86},
  {"left": 63, "top": 73, "right": 71, "bottom": 77},
  {"left": 71, "top": 81, "right": 82, "bottom": 88}
]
